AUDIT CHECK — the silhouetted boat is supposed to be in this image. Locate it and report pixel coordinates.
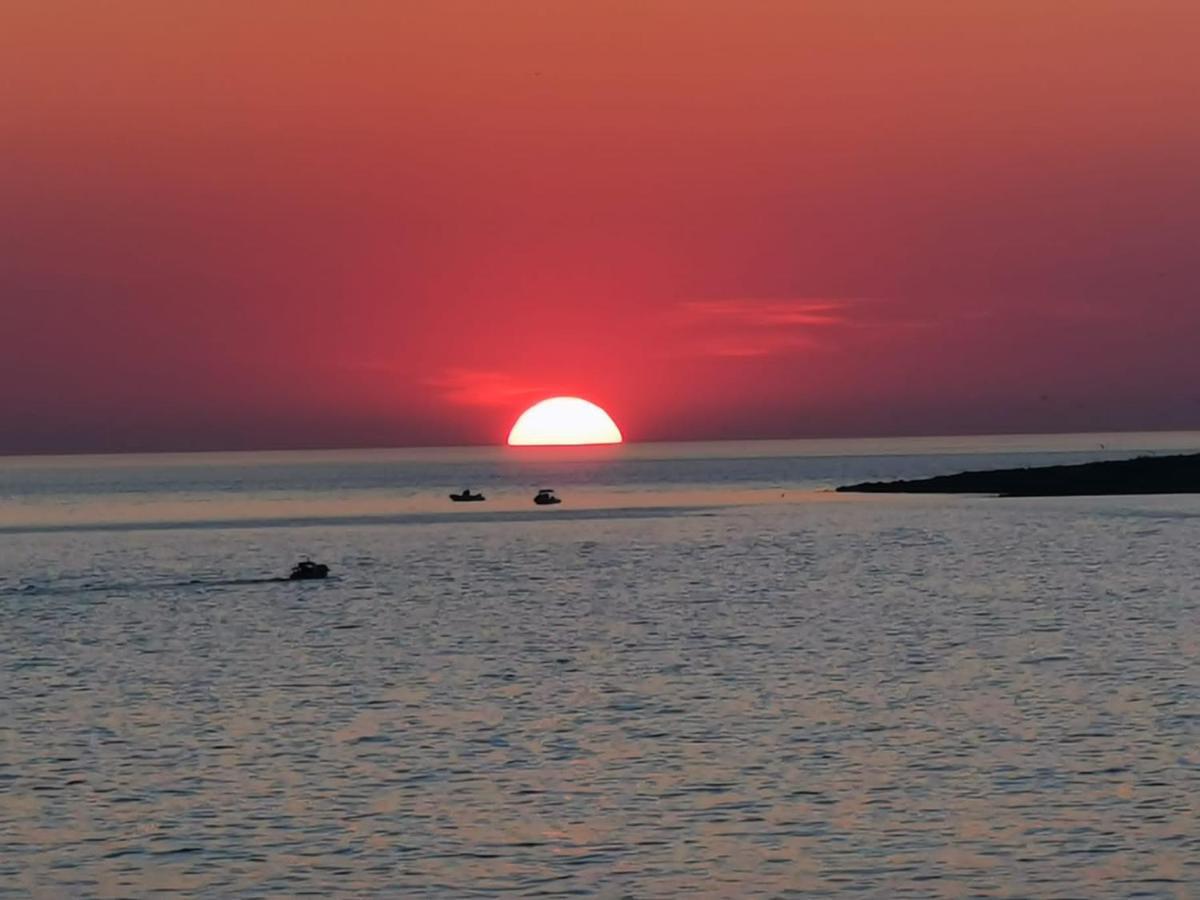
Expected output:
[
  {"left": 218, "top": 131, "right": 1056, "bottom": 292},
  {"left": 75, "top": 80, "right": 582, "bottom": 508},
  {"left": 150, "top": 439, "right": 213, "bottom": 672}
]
[
  {"left": 449, "top": 489, "right": 486, "bottom": 502},
  {"left": 533, "top": 488, "right": 561, "bottom": 506},
  {"left": 289, "top": 560, "right": 330, "bottom": 580}
]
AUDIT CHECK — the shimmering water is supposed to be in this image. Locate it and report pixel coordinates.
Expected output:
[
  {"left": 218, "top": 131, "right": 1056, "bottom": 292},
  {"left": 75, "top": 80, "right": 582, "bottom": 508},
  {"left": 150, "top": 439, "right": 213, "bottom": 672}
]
[{"left": 3, "top": 435, "right": 1200, "bottom": 897}]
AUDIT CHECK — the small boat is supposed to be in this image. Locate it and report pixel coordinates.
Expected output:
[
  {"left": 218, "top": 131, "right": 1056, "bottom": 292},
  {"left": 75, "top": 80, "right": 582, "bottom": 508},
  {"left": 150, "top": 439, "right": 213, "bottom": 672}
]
[
  {"left": 533, "top": 488, "right": 561, "bottom": 506},
  {"left": 449, "top": 489, "right": 486, "bottom": 502},
  {"left": 289, "top": 560, "right": 330, "bottom": 580}
]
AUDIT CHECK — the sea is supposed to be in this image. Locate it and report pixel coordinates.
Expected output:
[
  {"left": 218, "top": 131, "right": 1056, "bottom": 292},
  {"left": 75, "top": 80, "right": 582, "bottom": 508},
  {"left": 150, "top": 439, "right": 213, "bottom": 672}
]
[{"left": 3, "top": 432, "right": 1200, "bottom": 898}]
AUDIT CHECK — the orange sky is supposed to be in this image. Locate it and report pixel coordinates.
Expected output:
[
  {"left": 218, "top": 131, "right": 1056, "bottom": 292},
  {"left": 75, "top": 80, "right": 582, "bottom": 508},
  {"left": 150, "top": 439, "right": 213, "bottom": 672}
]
[{"left": 3, "top": 1, "right": 1199, "bottom": 451}]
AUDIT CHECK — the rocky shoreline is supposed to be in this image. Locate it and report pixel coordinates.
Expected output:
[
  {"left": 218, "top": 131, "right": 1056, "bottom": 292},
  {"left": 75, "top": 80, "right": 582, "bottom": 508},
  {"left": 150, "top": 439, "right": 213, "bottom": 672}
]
[{"left": 837, "top": 452, "right": 1200, "bottom": 497}]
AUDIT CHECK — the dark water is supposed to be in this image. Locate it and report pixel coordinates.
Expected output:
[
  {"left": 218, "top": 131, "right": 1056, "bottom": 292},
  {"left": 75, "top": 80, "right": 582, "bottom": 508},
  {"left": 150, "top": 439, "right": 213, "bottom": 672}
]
[{"left": 3, "top": 435, "right": 1200, "bottom": 896}]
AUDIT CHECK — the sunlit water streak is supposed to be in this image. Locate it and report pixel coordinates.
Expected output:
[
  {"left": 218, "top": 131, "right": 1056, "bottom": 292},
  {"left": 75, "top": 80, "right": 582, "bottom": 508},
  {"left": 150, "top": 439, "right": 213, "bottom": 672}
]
[{"left": 2, "top": 435, "right": 1200, "bottom": 896}]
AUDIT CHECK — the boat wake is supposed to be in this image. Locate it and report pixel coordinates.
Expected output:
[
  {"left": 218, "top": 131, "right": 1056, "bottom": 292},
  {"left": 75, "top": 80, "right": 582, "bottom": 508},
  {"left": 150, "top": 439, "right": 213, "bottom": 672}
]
[{"left": 0, "top": 574, "right": 331, "bottom": 599}]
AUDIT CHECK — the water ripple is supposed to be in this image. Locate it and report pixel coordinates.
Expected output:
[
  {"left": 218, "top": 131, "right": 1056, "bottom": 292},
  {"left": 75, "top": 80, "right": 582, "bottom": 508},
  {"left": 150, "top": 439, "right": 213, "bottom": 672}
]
[{"left": 3, "top": 497, "right": 1200, "bottom": 895}]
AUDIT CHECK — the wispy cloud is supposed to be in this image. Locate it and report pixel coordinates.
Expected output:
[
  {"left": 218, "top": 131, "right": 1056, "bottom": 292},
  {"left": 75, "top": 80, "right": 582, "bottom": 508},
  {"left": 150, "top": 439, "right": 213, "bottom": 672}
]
[
  {"left": 690, "top": 332, "right": 821, "bottom": 358},
  {"left": 673, "top": 299, "right": 848, "bottom": 328},
  {"left": 423, "top": 368, "right": 545, "bottom": 407},
  {"left": 668, "top": 298, "right": 851, "bottom": 358}
]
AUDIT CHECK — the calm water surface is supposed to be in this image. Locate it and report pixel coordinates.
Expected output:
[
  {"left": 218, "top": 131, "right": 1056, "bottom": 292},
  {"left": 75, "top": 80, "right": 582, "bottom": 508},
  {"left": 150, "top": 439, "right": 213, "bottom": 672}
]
[{"left": 3, "top": 435, "right": 1200, "bottom": 897}]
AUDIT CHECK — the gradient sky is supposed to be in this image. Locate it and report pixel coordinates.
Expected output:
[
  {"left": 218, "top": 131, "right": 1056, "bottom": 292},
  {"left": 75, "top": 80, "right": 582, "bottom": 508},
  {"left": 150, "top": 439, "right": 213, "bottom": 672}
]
[{"left": 4, "top": 1, "right": 1199, "bottom": 453}]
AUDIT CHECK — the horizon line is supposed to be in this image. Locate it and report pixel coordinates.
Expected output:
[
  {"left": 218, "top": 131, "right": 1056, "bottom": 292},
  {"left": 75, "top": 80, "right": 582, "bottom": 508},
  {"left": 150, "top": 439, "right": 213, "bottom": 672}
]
[{"left": 3, "top": 427, "right": 1200, "bottom": 464}]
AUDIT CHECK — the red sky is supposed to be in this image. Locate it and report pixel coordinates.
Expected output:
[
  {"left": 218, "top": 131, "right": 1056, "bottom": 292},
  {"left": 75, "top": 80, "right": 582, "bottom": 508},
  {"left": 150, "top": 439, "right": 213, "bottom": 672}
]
[{"left": 3, "top": 1, "right": 1199, "bottom": 452}]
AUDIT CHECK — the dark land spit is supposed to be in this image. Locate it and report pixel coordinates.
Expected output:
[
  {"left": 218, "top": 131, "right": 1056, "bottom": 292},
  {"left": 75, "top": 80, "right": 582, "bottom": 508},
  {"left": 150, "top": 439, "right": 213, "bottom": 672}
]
[{"left": 837, "top": 452, "right": 1200, "bottom": 497}]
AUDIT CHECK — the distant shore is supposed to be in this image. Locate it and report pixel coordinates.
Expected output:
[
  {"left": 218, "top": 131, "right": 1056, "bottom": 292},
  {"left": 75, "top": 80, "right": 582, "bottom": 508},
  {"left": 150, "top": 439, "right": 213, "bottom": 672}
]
[{"left": 837, "top": 452, "right": 1200, "bottom": 497}]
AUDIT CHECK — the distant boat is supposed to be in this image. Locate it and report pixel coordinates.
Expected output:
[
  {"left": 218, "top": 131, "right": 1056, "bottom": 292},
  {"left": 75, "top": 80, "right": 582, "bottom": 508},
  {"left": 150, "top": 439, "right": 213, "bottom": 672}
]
[
  {"left": 289, "top": 560, "right": 330, "bottom": 580},
  {"left": 449, "top": 489, "right": 486, "bottom": 502},
  {"left": 533, "top": 488, "right": 561, "bottom": 506}
]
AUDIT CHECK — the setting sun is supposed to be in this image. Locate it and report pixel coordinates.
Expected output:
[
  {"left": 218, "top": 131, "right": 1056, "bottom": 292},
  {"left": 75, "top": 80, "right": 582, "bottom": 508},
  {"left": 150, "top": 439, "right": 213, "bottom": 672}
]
[{"left": 507, "top": 397, "right": 623, "bottom": 446}]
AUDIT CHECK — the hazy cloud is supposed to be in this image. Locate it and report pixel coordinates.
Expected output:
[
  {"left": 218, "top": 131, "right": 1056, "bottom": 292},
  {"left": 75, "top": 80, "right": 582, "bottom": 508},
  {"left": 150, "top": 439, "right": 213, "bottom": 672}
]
[
  {"left": 423, "top": 368, "right": 546, "bottom": 407},
  {"left": 673, "top": 299, "right": 848, "bottom": 327},
  {"left": 668, "top": 298, "right": 851, "bottom": 358}
]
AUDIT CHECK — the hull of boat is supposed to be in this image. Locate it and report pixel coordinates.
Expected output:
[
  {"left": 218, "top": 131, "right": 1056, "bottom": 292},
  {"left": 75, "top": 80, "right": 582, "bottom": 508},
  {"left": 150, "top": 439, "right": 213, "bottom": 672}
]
[{"left": 290, "top": 565, "right": 329, "bottom": 580}]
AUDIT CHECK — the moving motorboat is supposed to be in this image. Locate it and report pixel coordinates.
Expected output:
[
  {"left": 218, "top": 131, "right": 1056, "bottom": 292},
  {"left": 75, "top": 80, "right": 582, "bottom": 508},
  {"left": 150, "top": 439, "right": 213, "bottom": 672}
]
[
  {"left": 449, "top": 489, "right": 486, "bottom": 502},
  {"left": 533, "top": 488, "right": 561, "bottom": 506},
  {"left": 289, "top": 560, "right": 330, "bottom": 580}
]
